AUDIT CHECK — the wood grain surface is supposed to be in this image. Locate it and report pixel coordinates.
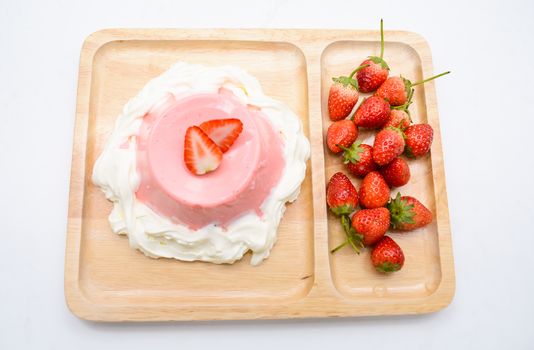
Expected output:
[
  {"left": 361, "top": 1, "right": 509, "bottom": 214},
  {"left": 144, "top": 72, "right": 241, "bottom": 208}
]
[{"left": 65, "top": 29, "right": 455, "bottom": 321}]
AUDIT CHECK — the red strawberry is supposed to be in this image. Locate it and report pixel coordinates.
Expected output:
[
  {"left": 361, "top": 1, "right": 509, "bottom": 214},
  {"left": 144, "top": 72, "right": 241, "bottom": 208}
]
[
  {"left": 326, "top": 120, "right": 358, "bottom": 153},
  {"left": 353, "top": 96, "right": 391, "bottom": 129},
  {"left": 379, "top": 157, "right": 411, "bottom": 187},
  {"left": 351, "top": 208, "right": 390, "bottom": 246},
  {"left": 371, "top": 236, "right": 405, "bottom": 273},
  {"left": 376, "top": 71, "right": 450, "bottom": 106},
  {"left": 359, "top": 171, "right": 390, "bottom": 209},
  {"left": 376, "top": 76, "right": 409, "bottom": 106},
  {"left": 184, "top": 126, "right": 223, "bottom": 175},
  {"left": 356, "top": 19, "right": 389, "bottom": 93},
  {"left": 199, "top": 118, "right": 243, "bottom": 153},
  {"left": 372, "top": 127, "right": 405, "bottom": 166},
  {"left": 384, "top": 109, "right": 411, "bottom": 130},
  {"left": 357, "top": 58, "right": 389, "bottom": 93},
  {"left": 388, "top": 193, "right": 433, "bottom": 230},
  {"left": 338, "top": 142, "right": 377, "bottom": 177},
  {"left": 327, "top": 65, "right": 368, "bottom": 121},
  {"left": 404, "top": 123, "right": 434, "bottom": 157},
  {"left": 326, "top": 172, "right": 359, "bottom": 216}
]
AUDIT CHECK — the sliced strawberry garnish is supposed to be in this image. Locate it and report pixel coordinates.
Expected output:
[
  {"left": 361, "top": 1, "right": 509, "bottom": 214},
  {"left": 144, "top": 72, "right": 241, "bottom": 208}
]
[
  {"left": 184, "top": 126, "right": 223, "bottom": 175},
  {"left": 199, "top": 118, "right": 243, "bottom": 153}
]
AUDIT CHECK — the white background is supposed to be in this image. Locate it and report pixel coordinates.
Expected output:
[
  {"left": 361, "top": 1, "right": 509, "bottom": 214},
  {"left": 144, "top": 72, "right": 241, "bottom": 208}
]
[{"left": 1, "top": 0, "right": 533, "bottom": 348}]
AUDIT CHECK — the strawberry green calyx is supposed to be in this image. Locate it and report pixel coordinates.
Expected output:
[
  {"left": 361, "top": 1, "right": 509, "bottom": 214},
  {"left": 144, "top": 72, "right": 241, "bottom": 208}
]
[
  {"left": 332, "top": 76, "right": 359, "bottom": 90},
  {"left": 400, "top": 75, "right": 412, "bottom": 104},
  {"left": 338, "top": 141, "right": 364, "bottom": 164},
  {"left": 367, "top": 19, "right": 390, "bottom": 70},
  {"left": 387, "top": 193, "right": 415, "bottom": 229},
  {"left": 331, "top": 215, "right": 364, "bottom": 254},
  {"left": 332, "top": 64, "right": 370, "bottom": 90},
  {"left": 376, "top": 261, "right": 401, "bottom": 273},
  {"left": 367, "top": 56, "right": 390, "bottom": 70},
  {"left": 330, "top": 203, "right": 356, "bottom": 216}
]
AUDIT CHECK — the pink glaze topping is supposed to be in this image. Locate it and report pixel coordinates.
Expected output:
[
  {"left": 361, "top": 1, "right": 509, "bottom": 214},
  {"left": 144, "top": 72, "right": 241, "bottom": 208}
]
[{"left": 135, "top": 90, "right": 285, "bottom": 229}]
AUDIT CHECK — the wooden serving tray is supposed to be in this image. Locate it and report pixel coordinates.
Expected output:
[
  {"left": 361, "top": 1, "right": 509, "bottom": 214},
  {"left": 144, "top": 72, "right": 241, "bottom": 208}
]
[{"left": 65, "top": 29, "right": 455, "bottom": 321}]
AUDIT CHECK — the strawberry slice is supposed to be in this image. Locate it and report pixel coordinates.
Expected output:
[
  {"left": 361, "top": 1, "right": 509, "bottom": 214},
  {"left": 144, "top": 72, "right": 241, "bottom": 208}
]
[
  {"left": 199, "top": 118, "right": 243, "bottom": 153},
  {"left": 184, "top": 126, "right": 223, "bottom": 175}
]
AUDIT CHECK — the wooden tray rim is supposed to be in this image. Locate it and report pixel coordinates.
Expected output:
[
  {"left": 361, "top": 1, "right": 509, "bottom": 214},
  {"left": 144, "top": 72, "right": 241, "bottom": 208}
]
[{"left": 65, "top": 28, "right": 455, "bottom": 322}]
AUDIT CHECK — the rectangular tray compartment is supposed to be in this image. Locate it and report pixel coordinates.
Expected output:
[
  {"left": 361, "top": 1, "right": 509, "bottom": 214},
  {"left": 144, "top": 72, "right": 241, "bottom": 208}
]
[{"left": 322, "top": 41, "right": 441, "bottom": 300}]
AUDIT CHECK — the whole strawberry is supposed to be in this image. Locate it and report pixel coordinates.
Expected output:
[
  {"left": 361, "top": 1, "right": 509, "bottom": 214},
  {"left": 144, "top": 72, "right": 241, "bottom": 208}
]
[
  {"left": 375, "top": 76, "right": 409, "bottom": 106},
  {"left": 379, "top": 157, "right": 411, "bottom": 187},
  {"left": 338, "top": 142, "right": 377, "bottom": 177},
  {"left": 326, "top": 120, "right": 358, "bottom": 153},
  {"left": 356, "top": 19, "right": 389, "bottom": 93},
  {"left": 371, "top": 236, "right": 405, "bottom": 273},
  {"left": 326, "top": 172, "right": 359, "bottom": 216},
  {"left": 404, "top": 123, "right": 434, "bottom": 157},
  {"left": 376, "top": 71, "right": 450, "bottom": 106},
  {"left": 372, "top": 127, "right": 405, "bottom": 166},
  {"left": 359, "top": 171, "right": 390, "bottom": 209},
  {"left": 388, "top": 193, "right": 433, "bottom": 230},
  {"left": 352, "top": 208, "right": 390, "bottom": 246},
  {"left": 328, "top": 65, "right": 368, "bottom": 121},
  {"left": 353, "top": 96, "right": 391, "bottom": 129},
  {"left": 384, "top": 109, "right": 411, "bottom": 130}
]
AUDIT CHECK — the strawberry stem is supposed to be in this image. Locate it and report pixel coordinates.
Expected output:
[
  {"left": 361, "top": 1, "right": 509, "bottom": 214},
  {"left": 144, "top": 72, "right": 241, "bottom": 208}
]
[
  {"left": 391, "top": 88, "right": 414, "bottom": 112},
  {"left": 347, "top": 236, "right": 362, "bottom": 253},
  {"left": 379, "top": 18, "right": 385, "bottom": 59},
  {"left": 348, "top": 64, "right": 370, "bottom": 79},
  {"left": 333, "top": 65, "right": 368, "bottom": 90},
  {"left": 332, "top": 215, "right": 363, "bottom": 254},
  {"left": 342, "top": 215, "right": 362, "bottom": 254},
  {"left": 331, "top": 240, "right": 348, "bottom": 253},
  {"left": 411, "top": 71, "right": 450, "bottom": 87},
  {"left": 336, "top": 144, "right": 350, "bottom": 152}
]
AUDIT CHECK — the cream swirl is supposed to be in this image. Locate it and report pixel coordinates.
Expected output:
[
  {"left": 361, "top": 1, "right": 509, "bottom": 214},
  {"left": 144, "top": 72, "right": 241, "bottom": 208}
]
[{"left": 92, "top": 62, "right": 310, "bottom": 265}]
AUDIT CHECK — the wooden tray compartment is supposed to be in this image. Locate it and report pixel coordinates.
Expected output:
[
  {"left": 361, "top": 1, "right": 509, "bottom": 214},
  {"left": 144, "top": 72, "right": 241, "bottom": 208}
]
[
  {"left": 322, "top": 41, "right": 442, "bottom": 300},
  {"left": 65, "top": 29, "right": 454, "bottom": 321}
]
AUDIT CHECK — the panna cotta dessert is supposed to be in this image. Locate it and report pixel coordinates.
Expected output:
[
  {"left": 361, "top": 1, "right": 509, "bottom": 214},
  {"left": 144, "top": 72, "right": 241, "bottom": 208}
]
[{"left": 92, "top": 62, "right": 310, "bottom": 265}]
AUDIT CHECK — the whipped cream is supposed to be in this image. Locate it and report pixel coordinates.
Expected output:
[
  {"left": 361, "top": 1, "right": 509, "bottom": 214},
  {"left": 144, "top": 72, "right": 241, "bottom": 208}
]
[{"left": 92, "top": 62, "right": 310, "bottom": 265}]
